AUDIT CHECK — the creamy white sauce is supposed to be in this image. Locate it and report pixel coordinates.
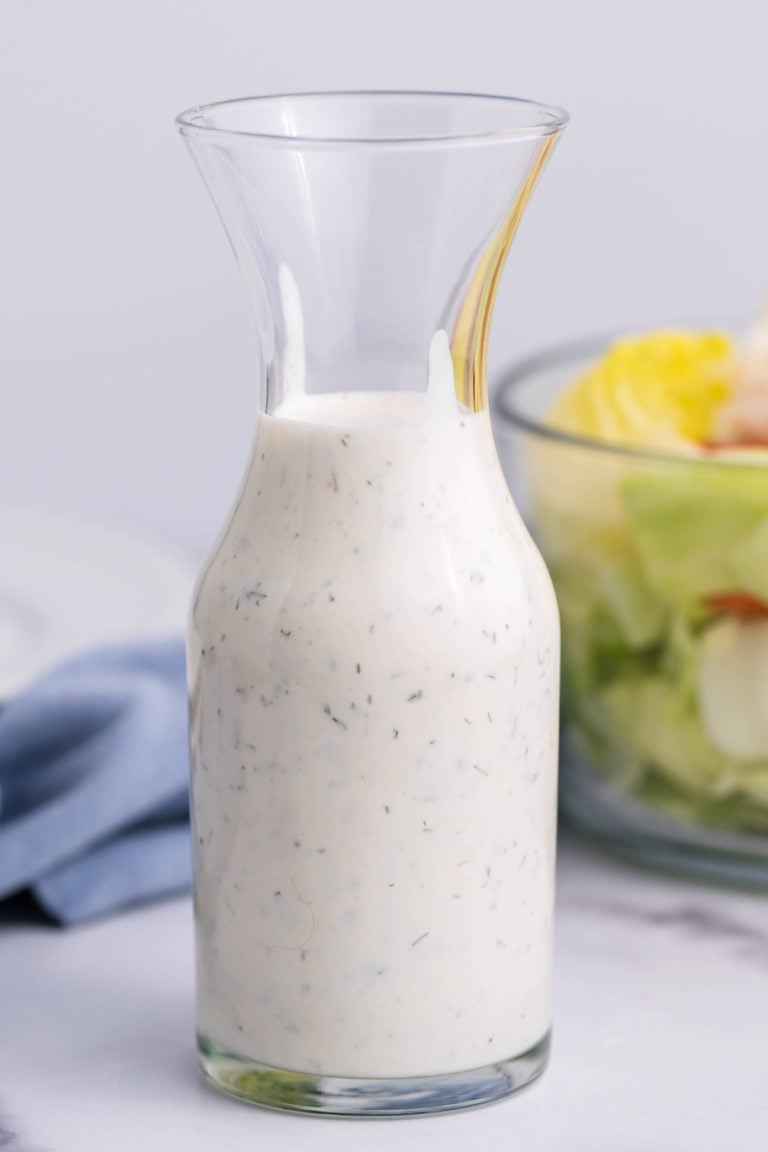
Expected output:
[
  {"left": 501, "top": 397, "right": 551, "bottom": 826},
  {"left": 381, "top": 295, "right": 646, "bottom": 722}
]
[{"left": 188, "top": 337, "right": 560, "bottom": 1079}]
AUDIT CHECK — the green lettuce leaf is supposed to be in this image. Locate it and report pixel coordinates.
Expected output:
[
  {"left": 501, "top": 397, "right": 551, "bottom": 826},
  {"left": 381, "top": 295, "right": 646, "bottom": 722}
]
[{"left": 621, "top": 462, "right": 768, "bottom": 611}]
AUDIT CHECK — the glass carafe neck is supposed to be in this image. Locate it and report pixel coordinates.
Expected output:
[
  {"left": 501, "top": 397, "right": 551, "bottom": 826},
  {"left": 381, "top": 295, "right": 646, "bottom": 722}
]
[{"left": 178, "top": 92, "right": 567, "bottom": 417}]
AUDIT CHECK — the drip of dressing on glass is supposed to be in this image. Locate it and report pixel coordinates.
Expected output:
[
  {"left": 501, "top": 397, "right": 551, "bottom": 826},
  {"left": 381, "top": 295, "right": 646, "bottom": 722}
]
[
  {"left": 425, "top": 328, "right": 460, "bottom": 421},
  {"left": 279, "top": 263, "right": 306, "bottom": 402}
]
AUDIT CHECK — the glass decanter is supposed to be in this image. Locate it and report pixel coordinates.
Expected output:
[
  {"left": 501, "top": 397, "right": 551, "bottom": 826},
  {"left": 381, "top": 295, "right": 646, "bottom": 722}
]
[{"left": 177, "top": 90, "right": 568, "bottom": 1116}]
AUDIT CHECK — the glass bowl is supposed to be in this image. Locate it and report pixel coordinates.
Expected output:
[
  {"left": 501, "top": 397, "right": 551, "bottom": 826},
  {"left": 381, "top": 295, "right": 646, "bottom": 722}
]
[{"left": 494, "top": 334, "right": 768, "bottom": 886}]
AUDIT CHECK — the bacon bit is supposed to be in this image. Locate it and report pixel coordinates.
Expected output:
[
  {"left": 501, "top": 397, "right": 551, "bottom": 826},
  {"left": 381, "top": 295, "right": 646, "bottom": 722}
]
[
  {"left": 700, "top": 437, "right": 768, "bottom": 452},
  {"left": 705, "top": 591, "right": 768, "bottom": 619}
]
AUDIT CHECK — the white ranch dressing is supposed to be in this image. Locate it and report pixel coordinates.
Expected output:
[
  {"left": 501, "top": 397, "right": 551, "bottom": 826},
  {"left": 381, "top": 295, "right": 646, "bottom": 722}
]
[{"left": 189, "top": 323, "right": 559, "bottom": 1078}]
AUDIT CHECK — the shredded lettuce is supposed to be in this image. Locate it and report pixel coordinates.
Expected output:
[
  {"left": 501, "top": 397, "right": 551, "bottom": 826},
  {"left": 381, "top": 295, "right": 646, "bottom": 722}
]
[
  {"left": 534, "top": 455, "right": 768, "bottom": 836},
  {"left": 622, "top": 464, "right": 768, "bottom": 610}
]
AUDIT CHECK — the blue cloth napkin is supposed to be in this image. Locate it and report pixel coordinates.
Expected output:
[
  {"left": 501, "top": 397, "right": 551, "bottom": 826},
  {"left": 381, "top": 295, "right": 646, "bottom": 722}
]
[{"left": 0, "top": 639, "right": 191, "bottom": 925}]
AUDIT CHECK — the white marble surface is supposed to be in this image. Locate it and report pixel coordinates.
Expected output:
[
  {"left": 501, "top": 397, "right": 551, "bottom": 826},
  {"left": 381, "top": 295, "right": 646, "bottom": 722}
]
[{"left": 1, "top": 833, "right": 766, "bottom": 1152}]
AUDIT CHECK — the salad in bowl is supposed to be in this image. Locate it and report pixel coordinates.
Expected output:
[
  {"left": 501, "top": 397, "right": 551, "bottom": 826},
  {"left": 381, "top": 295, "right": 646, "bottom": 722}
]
[{"left": 496, "top": 315, "right": 768, "bottom": 881}]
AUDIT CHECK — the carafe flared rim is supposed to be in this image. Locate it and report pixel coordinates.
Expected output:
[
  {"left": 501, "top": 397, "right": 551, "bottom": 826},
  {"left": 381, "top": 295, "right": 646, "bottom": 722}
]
[{"left": 175, "top": 90, "right": 569, "bottom": 150}]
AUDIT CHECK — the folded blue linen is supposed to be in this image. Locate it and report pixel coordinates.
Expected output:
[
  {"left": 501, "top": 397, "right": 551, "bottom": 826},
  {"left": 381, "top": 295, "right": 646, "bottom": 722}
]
[{"left": 0, "top": 640, "right": 191, "bottom": 924}]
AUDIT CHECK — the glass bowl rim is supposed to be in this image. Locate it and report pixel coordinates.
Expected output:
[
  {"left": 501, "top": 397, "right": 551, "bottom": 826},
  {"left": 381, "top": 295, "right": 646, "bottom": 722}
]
[{"left": 493, "top": 324, "right": 768, "bottom": 471}]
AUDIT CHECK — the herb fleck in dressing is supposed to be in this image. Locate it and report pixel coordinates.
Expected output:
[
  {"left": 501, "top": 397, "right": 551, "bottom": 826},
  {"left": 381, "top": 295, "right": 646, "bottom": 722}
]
[{"left": 188, "top": 336, "right": 559, "bottom": 1079}]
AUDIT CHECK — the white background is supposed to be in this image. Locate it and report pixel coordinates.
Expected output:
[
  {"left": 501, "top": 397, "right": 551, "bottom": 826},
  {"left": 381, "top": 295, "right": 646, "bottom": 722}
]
[{"left": 3, "top": 0, "right": 767, "bottom": 557}]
